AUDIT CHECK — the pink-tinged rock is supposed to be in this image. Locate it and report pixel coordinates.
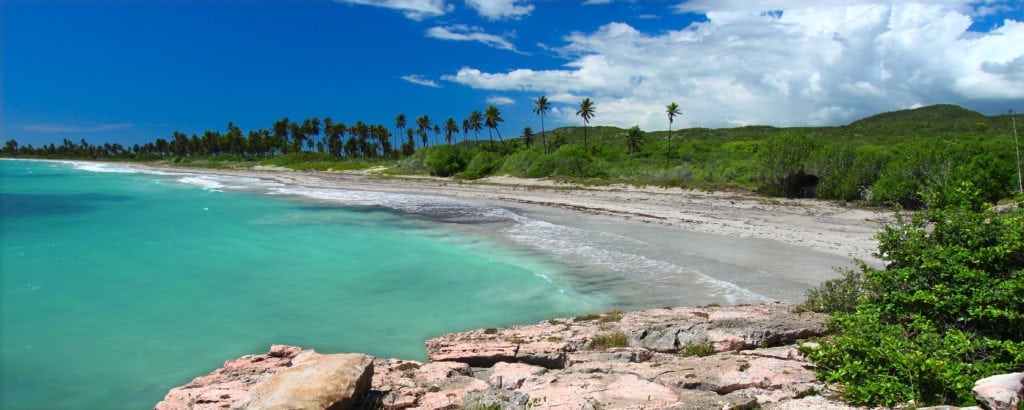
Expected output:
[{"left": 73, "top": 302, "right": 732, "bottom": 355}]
[
  {"left": 155, "top": 345, "right": 303, "bottom": 410},
  {"left": 489, "top": 362, "right": 546, "bottom": 389},
  {"left": 763, "top": 395, "right": 861, "bottom": 409},
  {"left": 230, "top": 352, "right": 373, "bottom": 410},
  {"left": 416, "top": 376, "right": 488, "bottom": 410},
  {"left": 715, "top": 356, "right": 816, "bottom": 394},
  {"left": 973, "top": 372, "right": 1023, "bottom": 410},
  {"left": 267, "top": 344, "right": 301, "bottom": 358},
  {"left": 424, "top": 339, "right": 517, "bottom": 367},
  {"left": 414, "top": 361, "right": 470, "bottom": 384},
  {"left": 516, "top": 341, "right": 567, "bottom": 369},
  {"left": 521, "top": 372, "right": 679, "bottom": 409}
]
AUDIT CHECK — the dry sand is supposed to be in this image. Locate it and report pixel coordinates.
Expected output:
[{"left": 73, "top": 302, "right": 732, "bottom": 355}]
[{"left": 142, "top": 164, "right": 888, "bottom": 266}]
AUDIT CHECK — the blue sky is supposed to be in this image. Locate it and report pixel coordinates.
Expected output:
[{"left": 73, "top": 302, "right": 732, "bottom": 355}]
[{"left": 2, "top": 0, "right": 1023, "bottom": 148}]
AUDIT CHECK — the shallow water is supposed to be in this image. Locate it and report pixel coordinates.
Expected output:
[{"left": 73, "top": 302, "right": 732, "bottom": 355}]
[{"left": 0, "top": 159, "right": 851, "bottom": 408}]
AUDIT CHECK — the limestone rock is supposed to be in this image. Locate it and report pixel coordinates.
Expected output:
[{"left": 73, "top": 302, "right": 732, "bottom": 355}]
[
  {"left": 230, "top": 352, "right": 373, "bottom": 410},
  {"left": 424, "top": 339, "right": 517, "bottom": 367},
  {"left": 973, "top": 372, "right": 1023, "bottom": 410},
  {"left": 155, "top": 345, "right": 304, "bottom": 410},
  {"left": 488, "top": 362, "right": 546, "bottom": 389}
]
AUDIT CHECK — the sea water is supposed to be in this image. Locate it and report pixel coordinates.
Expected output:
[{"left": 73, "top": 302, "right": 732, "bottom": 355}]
[{"left": 0, "top": 159, "right": 853, "bottom": 408}]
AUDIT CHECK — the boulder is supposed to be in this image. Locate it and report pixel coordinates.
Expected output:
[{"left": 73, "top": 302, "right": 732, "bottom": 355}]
[
  {"left": 230, "top": 352, "right": 373, "bottom": 410},
  {"left": 973, "top": 372, "right": 1023, "bottom": 410},
  {"left": 155, "top": 345, "right": 304, "bottom": 410}
]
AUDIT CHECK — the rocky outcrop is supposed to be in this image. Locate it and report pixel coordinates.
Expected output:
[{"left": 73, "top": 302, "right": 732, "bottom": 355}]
[
  {"left": 973, "top": 372, "right": 1023, "bottom": 410},
  {"left": 155, "top": 346, "right": 372, "bottom": 410},
  {"left": 230, "top": 352, "right": 372, "bottom": 409},
  {"left": 159, "top": 303, "right": 851, "bottom": 409}
]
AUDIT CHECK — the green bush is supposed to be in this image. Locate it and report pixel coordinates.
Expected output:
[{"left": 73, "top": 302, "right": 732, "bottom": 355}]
[
  {"left": 794, "top": 265, "right": 874, "bottom": 314},
  {"left": 457, "top": 151, "right": 505, "bottom": 179},
  {"left": 680, "top": 342, "right": 716, "bottom": 357},
  {"left": 534, "top": 144, "right": 607, "bottom": 179},
  {"left": 499, "top": 149, "right": 544, "bottom": 177},
  {"left": 802, "top": 181, "right": 1024, "bottom": 407},
  {"left": 757, "top": 132, "right": 818, "bottom": 197},
  {"left": 590, "top": 332, "right": 630, "bottom": 349},
  {"left": 423, "top": 145, "right": 465, "bottom": 177}
]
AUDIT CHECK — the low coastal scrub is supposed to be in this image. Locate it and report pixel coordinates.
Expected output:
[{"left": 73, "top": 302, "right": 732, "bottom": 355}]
[
  {"left": 680, "top": 342, "right": 716, "bottom": 357},
  {"left": 589, "top": 332, "right": 630, "bottom": 349},
  {"left": 799, "top": 180, "right": 1024, "bottom": 407}
]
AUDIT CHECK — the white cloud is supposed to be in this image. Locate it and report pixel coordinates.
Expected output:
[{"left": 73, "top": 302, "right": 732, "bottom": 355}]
[
  {"left": 582, "top": 0, "right": 614, "bottom": 5},
  {"left": 465, "top": 0, "right": 534, "bottom": 20},
  {"left": 445, "top": 1, "right": 1024, "bottom": 129},
  {"left": 487, "top": 96, "right": 516, "bottom": 105},
  {"left": 334, "top": 0, "right": 451, "bottom": 20},
  {"left": 401, "top": 74, "right": 442, "bottom": 88},
  {"left": 426, "top": 25, "right": 519, "bottom": 52},
  {"left": 19, "top": 123, "right": 133, "bottom": 133}
]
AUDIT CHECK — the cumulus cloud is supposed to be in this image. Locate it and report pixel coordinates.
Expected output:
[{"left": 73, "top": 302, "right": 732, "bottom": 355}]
[
  {"left": 401, "top": 74, "right": 442, "bottom": 87},
  {"left": 334, "top": 0, "right": 450, "bottom": 20},
  {"left": 19, "top": 123, "right": 134, "bottom": 133},
  {"left": 426, "top": 25, "right": 519, "bottom": 52},
  {"left": 465, "top": 0, "right": 534, "bottom": 20},
  {"left": 487, "top": 96, "right": 515, "bottom": 105},
  {"left": 445, "top": 1, "right": 1024, "bottom": 129}
]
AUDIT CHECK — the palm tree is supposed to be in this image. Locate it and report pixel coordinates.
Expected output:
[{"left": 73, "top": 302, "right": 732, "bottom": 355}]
[
  {"left": 533, "top": 95, "right": 551, "bottom": 153},
  {"left": 484, "top": 105, "right": 508, "bottom": 150},
  {"left": 395, "top": 113, "right": 406, "bottom": 156},
  {"left": 468, "top": 111, "right": 483, "bottom": 146},
  {"left": 461, "top": 118, "right": 470, "bottom": 144},
  {"left": 444, "top": 118, "right": 459, "bottom": 145},
  {"left": 666, "top": 102, "right": 681, "bottom": 166},
  {"left": 416, "top": 115, "right": 431, "bottom": 147},
  {"left": 521, "top": 127, "right": 534, "bottom": 148},
  {"left": 433, "top": 124, "right": 441, "bottom": 146},
  {"left": 576, "top": 98, "right": 596, "bottom": 151},
  {"left": 625, "top": 125, "right": 644, "bottom": 154}
]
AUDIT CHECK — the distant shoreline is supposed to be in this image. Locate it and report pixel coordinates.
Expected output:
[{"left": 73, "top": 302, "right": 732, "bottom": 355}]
[{"left": 133, "top": 161, "right": 887, "bottom": 266}]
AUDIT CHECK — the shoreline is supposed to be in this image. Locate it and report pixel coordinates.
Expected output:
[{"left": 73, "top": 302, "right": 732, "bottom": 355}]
[{"left": 137, "top": 162, "right": 887, "bottom": 267}]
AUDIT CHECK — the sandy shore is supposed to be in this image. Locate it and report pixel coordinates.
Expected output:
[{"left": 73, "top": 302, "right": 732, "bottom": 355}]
[{"left": 140, "top": 164, "right": 887, "bottom": 266}]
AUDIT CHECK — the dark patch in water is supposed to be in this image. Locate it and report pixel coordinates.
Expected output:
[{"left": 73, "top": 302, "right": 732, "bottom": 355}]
[{"left": 0, "top": 193, "right": 132, "bottom": 218}]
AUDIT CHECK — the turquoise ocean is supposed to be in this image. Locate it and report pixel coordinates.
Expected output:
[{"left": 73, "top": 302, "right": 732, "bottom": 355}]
[{"left": 0, "top": 159, "right": 851, "bottom": 408}]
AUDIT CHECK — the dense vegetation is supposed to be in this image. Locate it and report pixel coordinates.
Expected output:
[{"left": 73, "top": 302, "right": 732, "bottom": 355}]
[
  {"left": 3, "top": 104, "right": 1021, "bottom": 207},
  {"left": 798, "top": 182, "right": 1024, "bottom": 406}
]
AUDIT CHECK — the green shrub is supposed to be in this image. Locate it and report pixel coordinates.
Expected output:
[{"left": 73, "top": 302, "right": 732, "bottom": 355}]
[
  {"left": 680, "top": 342, "right": 716, "bottom": 357},
  {"left": 458, "top": 151, "right": 505, "bottom": 179},
  {"left": 537, "top": 145, "right": 607, "bottom": 179},
  {"left": 794, "top": 266, "right": 874, "bottom": 314},
  {"left": 423, "top": 145, "right": 465, "bottom": 177},
  {"left": 590, "top": 332, "right": 629, "bottom": 349},
  {"left": 802, "top": 181, "right": 1024, "bottom": 407},
  {"left": 757, "top": 132, "right": 818, "bottom": 197},
  {"left": 499, "top": 149, "right": 544, "bottom": 177},
  {"left": 599, "top": 310, "right": 623, "bottom": 323}
]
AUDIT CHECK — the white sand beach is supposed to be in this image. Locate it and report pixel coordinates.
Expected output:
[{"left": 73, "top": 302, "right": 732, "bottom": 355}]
[{"left": 128, "top": 163, "right": 891, "bottom": 306}]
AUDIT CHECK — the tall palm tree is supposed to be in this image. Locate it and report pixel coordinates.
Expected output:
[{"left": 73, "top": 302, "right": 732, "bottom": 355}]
[
  {"left": 433, "top": 124, "right": 441, "bottom": 146},
  {"left": 533, "top": 95, "right": 551, "bottom": 153},
  {"left": 625, "top": 125, "right": 644, "bottom": 154},
  {"left": 484, "top": 105, "right": 508, "bottom": 150},
  {"left": 576, "top": 98, "right": 596, "bottom": 151},
  {"left": 666, "top": 102, "right": 681, "bottom": 166},
  {"left": 521, "top": 126, "right": 534, "bottom": 148},
  {"left": 461, "top": 118, "right": 470, "bottom": 144},
  {"left": 468, "top": 111, "right": 483, "bottom": 146},
  {"left": 322, "top": 117, "right": 333, "bottom": 153},
  {"left": 395, "top": 113, "right": 406, "bottom": 156},
  {"left": 416, "top": 115, "right": 431, "bottom": 147},
  {"left": 444, "top": 118, "right": 459, "bottom": 145}
]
